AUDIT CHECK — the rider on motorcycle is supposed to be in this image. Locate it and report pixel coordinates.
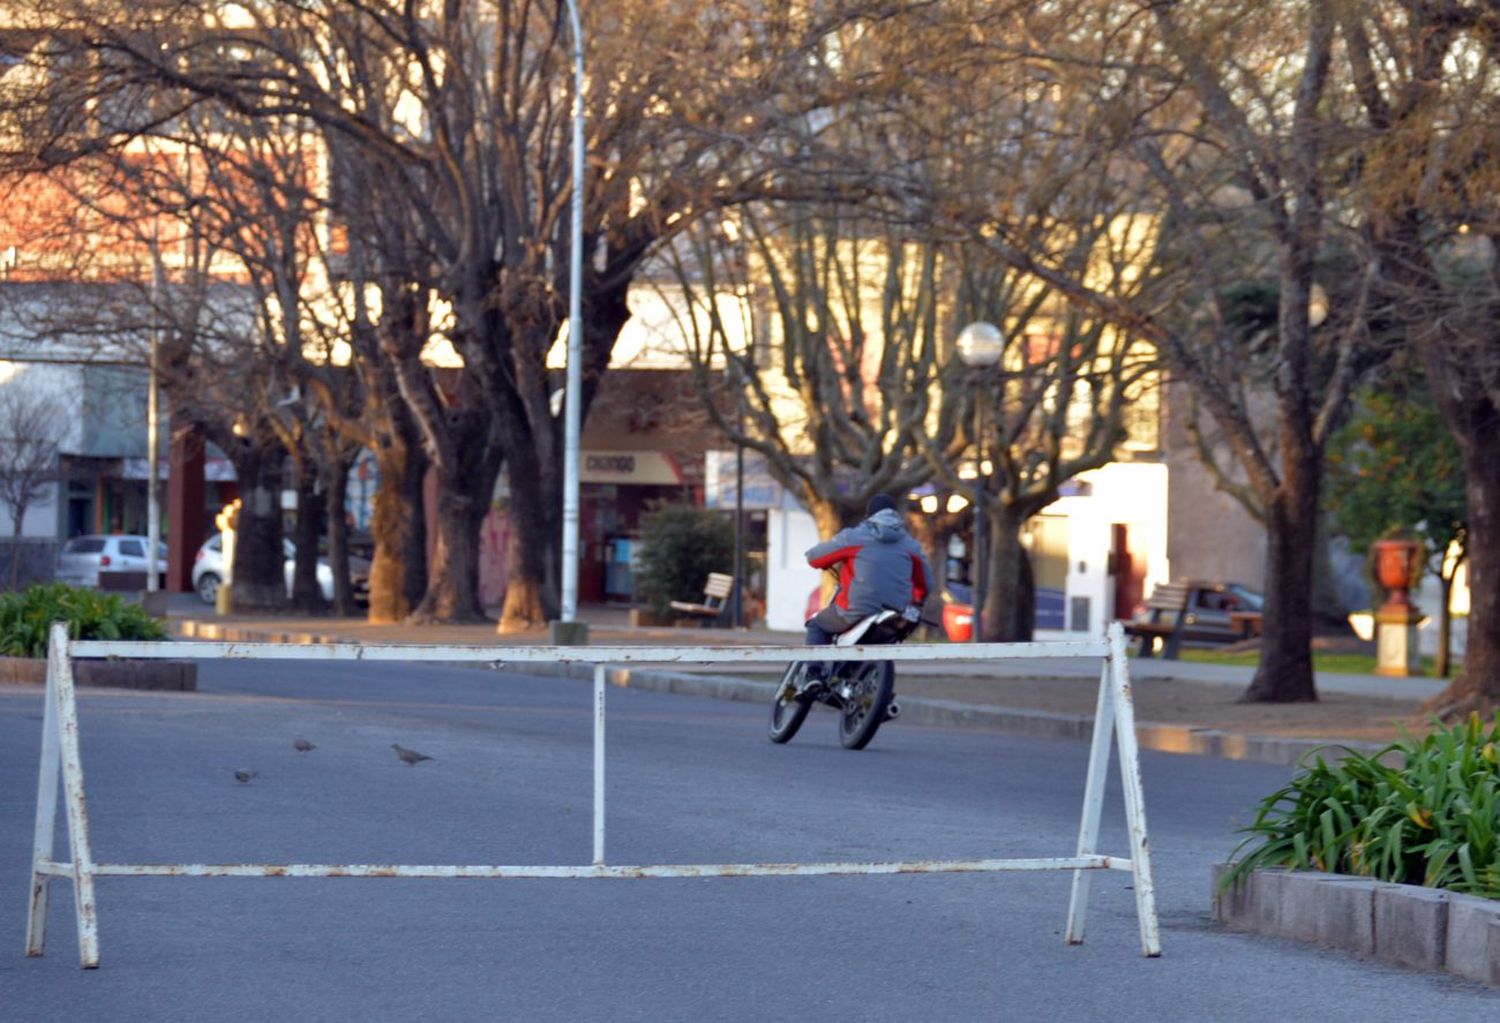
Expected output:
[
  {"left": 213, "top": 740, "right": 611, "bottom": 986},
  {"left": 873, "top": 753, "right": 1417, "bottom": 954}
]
[{"left": 803, "top": 493, "right": 934, "bottom": 678}]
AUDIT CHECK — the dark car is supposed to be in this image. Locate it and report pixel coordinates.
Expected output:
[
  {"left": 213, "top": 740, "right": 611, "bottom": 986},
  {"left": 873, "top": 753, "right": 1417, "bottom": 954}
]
[{"left": 1134, "top": 580, "right": 1265, "bottom": 646}]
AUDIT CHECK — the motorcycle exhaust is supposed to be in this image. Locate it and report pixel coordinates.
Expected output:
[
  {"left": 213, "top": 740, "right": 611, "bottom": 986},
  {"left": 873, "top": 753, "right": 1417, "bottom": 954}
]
[{"left": 884, "top": 702, "right": 900, "bottom": 721}]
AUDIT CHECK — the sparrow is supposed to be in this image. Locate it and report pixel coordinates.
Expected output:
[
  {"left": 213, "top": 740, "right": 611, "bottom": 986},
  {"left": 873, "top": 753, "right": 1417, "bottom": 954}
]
[
  {"left": 392, "top": 743, "right": 433, "bottom": 766},
  {"left": 234, "top": 770, "right": 258, "bottom": 784},
  {"left": 293, "top": 737, "right": 315, "bottom": 752}
]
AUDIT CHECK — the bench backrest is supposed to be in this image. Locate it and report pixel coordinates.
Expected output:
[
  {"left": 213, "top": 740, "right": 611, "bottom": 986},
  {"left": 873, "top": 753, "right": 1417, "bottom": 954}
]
[
  {"left": 702, "top": 573, "right": 735, "bottom": 600},
  {"left": 1143, "top": 582, "right": 1190, "bottom": 612}
]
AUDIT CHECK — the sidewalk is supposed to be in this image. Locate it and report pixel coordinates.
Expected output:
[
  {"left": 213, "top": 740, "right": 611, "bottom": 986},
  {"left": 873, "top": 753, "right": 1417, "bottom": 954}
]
[{"left": 164, "top": 599, "right": 1444, "bottom": 767}]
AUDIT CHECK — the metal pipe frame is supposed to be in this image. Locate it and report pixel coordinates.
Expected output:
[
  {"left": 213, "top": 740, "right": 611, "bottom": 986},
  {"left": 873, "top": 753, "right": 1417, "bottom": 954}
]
[{"left": 27, "top": 623, "right": 1159, "bottom": 968}]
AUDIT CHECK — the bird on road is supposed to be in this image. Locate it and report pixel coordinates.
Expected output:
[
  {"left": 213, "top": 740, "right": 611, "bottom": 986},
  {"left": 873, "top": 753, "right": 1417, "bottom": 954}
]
[
  {"left": 392, "top": 743, "right": 434, "bottom": 766},
  {"left": 234, "top": 770, "right": 258, "bottom": 784},
  {"left": 293, "top": 737, "right": 315, "bottom": 752}
]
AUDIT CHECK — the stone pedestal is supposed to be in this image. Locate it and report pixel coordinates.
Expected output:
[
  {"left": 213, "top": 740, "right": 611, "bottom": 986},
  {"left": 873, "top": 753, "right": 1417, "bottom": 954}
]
[
  {"left": 1375, "top": 607, "right": 1424, "bottom": 676},
  {"left": 549, "top": 620, "right": 590, "bottom": 646}
]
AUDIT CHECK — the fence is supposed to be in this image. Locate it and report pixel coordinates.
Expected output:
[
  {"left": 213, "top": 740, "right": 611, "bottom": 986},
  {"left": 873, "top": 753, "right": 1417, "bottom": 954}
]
[{"left": 25, "top": 621, "right": 1159, "bottom": 968}]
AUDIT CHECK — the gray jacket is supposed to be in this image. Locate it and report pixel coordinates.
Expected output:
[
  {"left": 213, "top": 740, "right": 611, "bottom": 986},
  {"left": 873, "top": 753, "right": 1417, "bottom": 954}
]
[{"left": 805, "top": 508, "right": 934, "bottom": 621}]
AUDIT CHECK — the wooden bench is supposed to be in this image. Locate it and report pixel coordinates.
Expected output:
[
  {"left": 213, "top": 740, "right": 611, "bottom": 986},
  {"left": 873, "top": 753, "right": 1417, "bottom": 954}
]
[
  {"left": 669, "top": 573, "right": 735, "bottom": 627},
  {"left": 1121, "top": 581, "right": 1191, "bottom": 659}
]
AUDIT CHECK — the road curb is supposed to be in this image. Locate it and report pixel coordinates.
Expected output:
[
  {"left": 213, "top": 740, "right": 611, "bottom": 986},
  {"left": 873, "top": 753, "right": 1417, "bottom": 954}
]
[
  {"left": 168, "top": 619, "right": 1380, "bottom": 767},
  {"left": 1213, "top": 865, "right": 1500, "bottom": 986}
]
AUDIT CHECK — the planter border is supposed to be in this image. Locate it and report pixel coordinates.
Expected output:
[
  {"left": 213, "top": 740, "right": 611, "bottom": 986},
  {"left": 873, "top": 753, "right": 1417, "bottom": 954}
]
[
  {"left": 0, "top": 655, "right": 196, "bottom": 691},
  {"left": 1213, "top": 865, "right": 1500, "bottom": 986}
]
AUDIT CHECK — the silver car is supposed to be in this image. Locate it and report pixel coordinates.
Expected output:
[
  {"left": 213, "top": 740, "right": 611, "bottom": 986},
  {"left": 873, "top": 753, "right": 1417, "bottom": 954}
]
[
  {"left": 55, "top": 534, "right": 168, "bottom": 589},
  {"left": 191, "top": 533, "right": 371, "bottom": 605}
]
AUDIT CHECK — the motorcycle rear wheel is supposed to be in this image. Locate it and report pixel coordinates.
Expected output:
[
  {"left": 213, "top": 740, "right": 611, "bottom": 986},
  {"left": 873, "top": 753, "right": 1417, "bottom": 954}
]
[
  {"left": 837, "top": 660, "right": 895, "bottom": 750},
  {"left": 769, "top": 661, "right": 813, "bottom": 744}
]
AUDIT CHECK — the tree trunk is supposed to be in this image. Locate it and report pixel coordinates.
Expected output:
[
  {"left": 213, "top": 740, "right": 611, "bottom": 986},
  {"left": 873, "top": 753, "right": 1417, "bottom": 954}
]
[
  {"left": 227, "top": 444, "right": 286, "bottom": 611},
  {"left": 982, "top": 506, "right": 1034, "bottom": 642},
  {"left": 497, "top": 443, "right": 556, "bottom": 632},
  {"left": 9, "top": 514, "right": 24, "bottom": 591},
  {"left": 1435, "top": 572, "right": 1454, "bottom": 680},
  {"left": 367, "top": 433, "right": 426, "bottom": 624},
  {"left": 289, "top": 461, "right": 324, "bottom": 614},
  {"left": 408, "top": 417, "right": 495, "bottom": 618},
  {"left": 1426, "top": 437, "right": 1500, "bottom": 718},
  {"left": 326, "top": 450, "right": 356, "bottom": 617},
  {"left": 1242, "top": 454, "right": 1320, "bottom": 702}
]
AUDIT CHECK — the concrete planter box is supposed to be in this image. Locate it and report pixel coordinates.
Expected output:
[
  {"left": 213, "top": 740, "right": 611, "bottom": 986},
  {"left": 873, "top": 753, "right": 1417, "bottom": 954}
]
[
  {"left": 0, "top": 655, "right": 197, "bottom": 692},
  {"left": 1214, "top": 865, "right": 1500, "bottom": 986},
  {"left": 629, "top": 609, "right": 673, "bottom": 627}
]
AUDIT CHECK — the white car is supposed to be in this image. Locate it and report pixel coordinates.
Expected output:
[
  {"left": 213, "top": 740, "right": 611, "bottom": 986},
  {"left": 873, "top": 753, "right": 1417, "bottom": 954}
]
[
  {"left": 55, "top": 534, "right": 168, "bottom": 588},
  {"left": 192, "top": 533, "right": 371, "bottom": 605}
]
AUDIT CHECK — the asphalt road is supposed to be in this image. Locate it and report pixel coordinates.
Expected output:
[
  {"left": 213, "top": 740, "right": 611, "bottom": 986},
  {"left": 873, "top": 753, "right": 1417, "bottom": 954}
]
[{"left": 2, "top": 661, "right": 1495, "bottom": 1021}]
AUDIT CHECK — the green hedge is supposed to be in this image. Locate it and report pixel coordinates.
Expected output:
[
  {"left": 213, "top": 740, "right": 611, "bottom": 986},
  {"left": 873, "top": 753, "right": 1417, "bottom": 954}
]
[
  {"left": 1223, "top": 713, "right": 1500, "bottom": 900},
  {"left": 634, "top": 504, "right": 734, "bottom": 616},
  {"left": 0, "top": 582, "right": 167, "bottom": 659}
]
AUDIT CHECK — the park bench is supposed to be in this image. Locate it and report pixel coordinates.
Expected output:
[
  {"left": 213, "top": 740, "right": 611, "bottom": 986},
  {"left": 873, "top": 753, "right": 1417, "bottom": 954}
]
[
  {"left": 669, "top": 573, "right": 736, "bottom": 627},
  {"left": 1121, "top": 581, "right": 1191, "bottom": 659}
]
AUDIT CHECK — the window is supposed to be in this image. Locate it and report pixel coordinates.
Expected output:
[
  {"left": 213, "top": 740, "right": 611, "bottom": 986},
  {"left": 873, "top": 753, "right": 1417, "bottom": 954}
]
[
  {"left": 118, "top": 540, "right": 145, "bottom": 557},
  {"left": 64, "top": 538, "right": 105, "bottom": 554}
]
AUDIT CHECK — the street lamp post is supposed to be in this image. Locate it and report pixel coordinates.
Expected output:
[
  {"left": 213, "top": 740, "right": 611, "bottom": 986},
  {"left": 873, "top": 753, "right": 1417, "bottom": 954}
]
[
  {"left": 956, "top": 321, "right": 1004, "bottom": 642},
  {"left": 732, "top": 386, "right": 745, "bottom": 628},
  {"left": 146, "top": 250, "right": 164, "bottom": 595},
  {"left": 558, "top": 0, "right": 587, "bottom": 639}
]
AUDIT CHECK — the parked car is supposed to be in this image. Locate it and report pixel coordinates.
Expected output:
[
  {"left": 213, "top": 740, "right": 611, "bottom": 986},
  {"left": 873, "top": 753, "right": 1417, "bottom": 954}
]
[
  {"left": 191, "top": 533, "right": 371, "bottom": 606},
  {"left": 55, "top": 534, "right": 168, "bottom": 589},
  {"left": 1149, "top": 580, "right": 1265, "bottom": 644}
]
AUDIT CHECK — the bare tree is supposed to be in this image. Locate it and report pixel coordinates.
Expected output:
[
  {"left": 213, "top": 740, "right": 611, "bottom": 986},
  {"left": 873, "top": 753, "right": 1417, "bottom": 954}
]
[
  {"left": 1338, "top": 0, "right": 1500, "bottom": 717},
  {"left": 942, "top": 0, "right": 1381, "bottom": 692},
  {"left": 662, "top": 205, "right": 953, "bottom": 540},
  {"left": 0, "top": 381, "right": 63, "bottom": 589},
  {"left": 2, "top": 0, "right": 935, "bottom": 628}
]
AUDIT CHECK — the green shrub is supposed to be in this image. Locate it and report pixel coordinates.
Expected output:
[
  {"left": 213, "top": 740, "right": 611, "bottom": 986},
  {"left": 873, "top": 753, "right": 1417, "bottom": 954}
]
[
  {"left": 1222, "top": 712, "right": 1500, "bottom": 900},
  {"left": 0, "top": 582, "right": 168, "bottom": 659},
  {"left": 634, "top": 504, "right": 735, "bottom": 616}
]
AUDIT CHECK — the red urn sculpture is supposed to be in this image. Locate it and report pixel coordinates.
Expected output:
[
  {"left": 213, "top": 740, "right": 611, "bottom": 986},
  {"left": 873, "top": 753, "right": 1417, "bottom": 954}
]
[{"left": 1372, "top": 537, "right": 1423, "bottom": 612}]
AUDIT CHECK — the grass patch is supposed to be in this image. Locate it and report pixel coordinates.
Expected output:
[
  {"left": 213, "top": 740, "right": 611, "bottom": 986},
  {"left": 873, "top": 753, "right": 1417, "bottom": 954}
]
[{"left": 1170, "top": 648, "right": 1440, "bottom": 676}]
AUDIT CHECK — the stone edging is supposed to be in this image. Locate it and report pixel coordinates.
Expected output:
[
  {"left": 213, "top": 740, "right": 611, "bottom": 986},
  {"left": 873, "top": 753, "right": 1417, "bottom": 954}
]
[
  {"left": 170, "top": 619, "right": 1376, "bottom": 767},
  {"left": 0, "top": 655, "right": 197, "bottom": 691},
  {"left": 1213, "top": 865, "right": 1500, "bottom": 986}
]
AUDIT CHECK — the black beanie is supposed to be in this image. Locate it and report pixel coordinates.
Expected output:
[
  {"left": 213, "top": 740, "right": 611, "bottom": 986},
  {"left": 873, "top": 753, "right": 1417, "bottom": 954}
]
[{"left": 865, "top": 493, "right": 898, "bottom": 517}]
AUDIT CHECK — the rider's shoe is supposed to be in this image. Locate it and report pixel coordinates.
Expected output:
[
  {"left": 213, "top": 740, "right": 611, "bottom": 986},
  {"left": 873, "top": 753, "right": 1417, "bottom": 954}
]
[{"left": 799, "top": 664, "right": 830, "bottom": 695}]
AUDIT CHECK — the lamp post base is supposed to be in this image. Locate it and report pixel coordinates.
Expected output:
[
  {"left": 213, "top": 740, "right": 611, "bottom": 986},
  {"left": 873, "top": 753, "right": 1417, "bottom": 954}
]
[
  {"left": 1374, "top": 607, "right": 1424, "bottom": 676},
  {"left": 549, "top": 620, "right": 590, "bottom": 646}
]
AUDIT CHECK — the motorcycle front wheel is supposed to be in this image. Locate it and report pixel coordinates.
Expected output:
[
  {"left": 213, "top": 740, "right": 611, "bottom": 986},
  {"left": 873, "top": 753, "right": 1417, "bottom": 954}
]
[
  {"left": 837, "top": 660, "right": 895, "bottom": 750},
  {"left": 768, "top": 661, "right": 813, "bottom": 744}
]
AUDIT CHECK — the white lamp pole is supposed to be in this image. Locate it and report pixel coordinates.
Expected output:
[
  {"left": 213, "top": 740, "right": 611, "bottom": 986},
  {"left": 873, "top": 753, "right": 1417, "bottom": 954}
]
[
  {"left": 559, "top": 0, "right": 586, "bottom": 624},
  {"left": 146, "top": 250, "right": 163, "bottom": 593},
  {"left": 955, "top": 321, "right": 1005, "bottom": 642}
]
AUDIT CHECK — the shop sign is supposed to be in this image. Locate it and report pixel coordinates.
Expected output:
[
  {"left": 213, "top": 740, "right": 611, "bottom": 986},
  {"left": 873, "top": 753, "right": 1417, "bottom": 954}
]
[{"left": 580, "top": 450, "right": 700, "bottom": 486}]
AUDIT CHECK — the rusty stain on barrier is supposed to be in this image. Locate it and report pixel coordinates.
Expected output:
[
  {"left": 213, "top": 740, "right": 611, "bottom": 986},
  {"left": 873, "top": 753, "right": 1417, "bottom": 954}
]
[{"left": 27, "top": 623, "right": 1159, "bottom": 968}]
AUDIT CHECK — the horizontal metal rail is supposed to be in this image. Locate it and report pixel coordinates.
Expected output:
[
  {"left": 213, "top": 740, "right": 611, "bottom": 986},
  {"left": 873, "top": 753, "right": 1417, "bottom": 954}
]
[
  {"left": 69, "top": 639, "right": 1110, "bottom": 664},
  {"left": 37, "top": 856, "right": 1130, "bottom": 879}
]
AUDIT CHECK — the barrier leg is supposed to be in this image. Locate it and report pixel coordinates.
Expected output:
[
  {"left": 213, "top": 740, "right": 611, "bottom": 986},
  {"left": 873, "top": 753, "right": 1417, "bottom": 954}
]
[
  {"left": 24, "top": 630, "right": 64, "bottom": 957},
  {"left": 52, "top": 625, "right": 101, "bottom": 968},
  {"left": 593, "top": 664, "right": 606, "bottom": 867},
  {"left": 1064, "top": 659, "right": 1116, "bottom": 945},
  {"left": 1106, "top": 623, "right": 1161, "bottom": 957}
]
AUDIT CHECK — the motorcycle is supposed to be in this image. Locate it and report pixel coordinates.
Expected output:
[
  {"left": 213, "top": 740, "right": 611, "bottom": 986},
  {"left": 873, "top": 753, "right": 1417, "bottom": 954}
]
[{"left": 769, "top": 603, "right": 924, "bottom": 750}]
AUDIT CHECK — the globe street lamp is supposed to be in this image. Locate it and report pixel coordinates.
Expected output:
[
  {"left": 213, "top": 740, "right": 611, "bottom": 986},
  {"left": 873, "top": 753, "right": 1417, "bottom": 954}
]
[{"left": 956, "top": 321, "right": 1004, "bottom": 642}]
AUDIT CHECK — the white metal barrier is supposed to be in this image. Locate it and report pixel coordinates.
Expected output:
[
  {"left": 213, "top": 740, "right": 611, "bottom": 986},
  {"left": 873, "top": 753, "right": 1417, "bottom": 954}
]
[{"left": 25, "top": 621, "right": 1159, "bottom": 968}]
